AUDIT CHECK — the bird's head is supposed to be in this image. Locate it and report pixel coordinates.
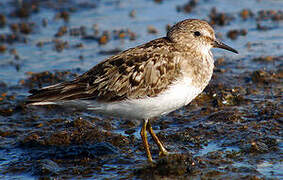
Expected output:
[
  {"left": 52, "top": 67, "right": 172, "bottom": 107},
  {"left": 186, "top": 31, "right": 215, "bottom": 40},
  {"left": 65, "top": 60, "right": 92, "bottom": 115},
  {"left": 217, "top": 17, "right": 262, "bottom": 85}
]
[{"left": 167, "top": 19, "right": 238, "bottom": 54}]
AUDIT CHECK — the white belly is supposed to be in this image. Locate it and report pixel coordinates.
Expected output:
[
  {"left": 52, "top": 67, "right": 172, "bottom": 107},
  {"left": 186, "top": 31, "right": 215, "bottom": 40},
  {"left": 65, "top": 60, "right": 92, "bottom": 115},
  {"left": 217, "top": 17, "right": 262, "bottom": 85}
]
[{"left": 85, "top": 76, "right": 204, "bottom": 120}]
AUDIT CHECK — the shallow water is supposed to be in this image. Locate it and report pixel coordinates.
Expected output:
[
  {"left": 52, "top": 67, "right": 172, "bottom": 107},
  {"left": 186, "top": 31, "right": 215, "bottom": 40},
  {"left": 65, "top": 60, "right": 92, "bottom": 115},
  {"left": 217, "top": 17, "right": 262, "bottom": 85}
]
[{"left": 0, "top": 0, "right": 282, "bottom": 179}]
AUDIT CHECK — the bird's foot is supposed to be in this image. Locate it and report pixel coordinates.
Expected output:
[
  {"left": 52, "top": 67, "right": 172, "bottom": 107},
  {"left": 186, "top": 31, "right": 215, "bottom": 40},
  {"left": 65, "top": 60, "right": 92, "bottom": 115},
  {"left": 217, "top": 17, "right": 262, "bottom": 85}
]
[{"left": 159, "top": 149, "right": 169, "bottom": 157}]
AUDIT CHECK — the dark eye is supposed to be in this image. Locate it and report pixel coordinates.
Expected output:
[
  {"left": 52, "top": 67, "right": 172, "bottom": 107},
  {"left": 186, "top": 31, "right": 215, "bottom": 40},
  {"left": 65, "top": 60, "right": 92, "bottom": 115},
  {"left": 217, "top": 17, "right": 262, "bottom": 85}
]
[{"left": 194, "top": 31, "right": 201, "bottom": 37}]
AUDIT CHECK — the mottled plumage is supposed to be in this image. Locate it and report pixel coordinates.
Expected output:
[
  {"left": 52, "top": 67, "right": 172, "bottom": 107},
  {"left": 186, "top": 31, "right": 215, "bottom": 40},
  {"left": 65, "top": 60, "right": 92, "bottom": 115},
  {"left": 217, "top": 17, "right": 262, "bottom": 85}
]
[
  {"left": 27, "top": 19, "right": 238, "bottom": 162},
  {"left": 28, "top": 37, "right": 182, "bottom": 102}
]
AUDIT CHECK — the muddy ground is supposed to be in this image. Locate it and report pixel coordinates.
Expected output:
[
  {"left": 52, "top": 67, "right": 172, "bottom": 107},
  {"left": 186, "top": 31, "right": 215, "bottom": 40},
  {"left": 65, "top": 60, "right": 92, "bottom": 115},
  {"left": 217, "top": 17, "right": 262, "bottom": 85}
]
[{"left": 0, "top": 0, "right": 282, "bottom": 179}]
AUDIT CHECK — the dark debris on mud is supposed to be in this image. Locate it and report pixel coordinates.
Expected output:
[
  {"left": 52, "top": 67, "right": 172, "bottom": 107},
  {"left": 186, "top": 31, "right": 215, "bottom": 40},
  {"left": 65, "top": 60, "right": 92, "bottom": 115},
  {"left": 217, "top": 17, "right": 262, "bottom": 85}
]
[{"left": 135, "top": 153, "right": 198, "bottom": 179}]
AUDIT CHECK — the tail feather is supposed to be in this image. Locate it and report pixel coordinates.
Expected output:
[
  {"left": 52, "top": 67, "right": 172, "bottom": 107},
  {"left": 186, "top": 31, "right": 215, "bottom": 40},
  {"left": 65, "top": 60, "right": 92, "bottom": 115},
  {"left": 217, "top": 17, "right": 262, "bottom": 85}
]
[{"left": 27, "top": 82, "right": 93, "bottom": 105}]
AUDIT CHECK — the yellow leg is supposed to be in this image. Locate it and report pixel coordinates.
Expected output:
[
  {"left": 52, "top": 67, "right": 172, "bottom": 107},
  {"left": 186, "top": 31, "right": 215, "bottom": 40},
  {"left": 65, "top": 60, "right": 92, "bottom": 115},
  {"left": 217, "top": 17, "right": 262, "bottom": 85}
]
[
  {"left": 147, "top": 120, "right": 169, "bottom": 157},
  {"left": 140, "top": 119, "right": 153, "bottom": 162}
]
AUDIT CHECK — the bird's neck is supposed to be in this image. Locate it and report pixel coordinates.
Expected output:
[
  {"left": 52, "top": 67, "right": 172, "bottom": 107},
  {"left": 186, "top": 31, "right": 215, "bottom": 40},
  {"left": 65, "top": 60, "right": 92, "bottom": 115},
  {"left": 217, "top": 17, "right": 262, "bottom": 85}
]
[{"left": 176, "top": 49, "right": 214, "bottom": 88}]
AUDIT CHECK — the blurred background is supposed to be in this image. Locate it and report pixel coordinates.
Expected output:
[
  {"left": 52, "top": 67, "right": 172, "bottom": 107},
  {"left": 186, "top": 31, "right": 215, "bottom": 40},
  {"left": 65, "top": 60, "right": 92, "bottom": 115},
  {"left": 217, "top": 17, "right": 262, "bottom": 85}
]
[{"left": 0, "top": 0, "right": 282, "bottom": 179}]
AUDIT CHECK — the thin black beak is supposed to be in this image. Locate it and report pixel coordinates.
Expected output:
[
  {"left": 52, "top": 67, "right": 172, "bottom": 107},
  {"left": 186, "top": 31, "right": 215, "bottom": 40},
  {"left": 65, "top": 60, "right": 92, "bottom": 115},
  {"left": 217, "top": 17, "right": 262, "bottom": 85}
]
[{"left": 213, "top": 39, "right": 238, "bottom": 54}]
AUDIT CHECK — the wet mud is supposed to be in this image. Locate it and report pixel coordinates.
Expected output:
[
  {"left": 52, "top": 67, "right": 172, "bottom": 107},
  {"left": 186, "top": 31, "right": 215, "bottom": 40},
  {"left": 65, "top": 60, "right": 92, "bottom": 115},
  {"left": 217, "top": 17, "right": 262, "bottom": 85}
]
[{"left": 0, "top": 0, "right": 282, "bottom": 179}]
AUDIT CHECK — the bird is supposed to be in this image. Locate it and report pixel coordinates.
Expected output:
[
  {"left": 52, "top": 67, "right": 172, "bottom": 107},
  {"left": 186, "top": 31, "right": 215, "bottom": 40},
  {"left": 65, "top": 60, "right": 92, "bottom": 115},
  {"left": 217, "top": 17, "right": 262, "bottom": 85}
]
[{"left": 27, "top": 19, "right": 238, "bottom": 162}]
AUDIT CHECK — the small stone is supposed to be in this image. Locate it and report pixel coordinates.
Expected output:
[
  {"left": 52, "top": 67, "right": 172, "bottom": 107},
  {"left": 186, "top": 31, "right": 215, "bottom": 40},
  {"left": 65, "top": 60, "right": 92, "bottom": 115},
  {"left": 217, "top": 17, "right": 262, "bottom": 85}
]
[
  {"left": 129, "top": 10, "right": 136, "bottom": 18},
  {"left": 147, "top": 25, "right": 158, "bottom": 34},
  {"left": 0, "top": 44, "right": 6, "bottom": 53}
]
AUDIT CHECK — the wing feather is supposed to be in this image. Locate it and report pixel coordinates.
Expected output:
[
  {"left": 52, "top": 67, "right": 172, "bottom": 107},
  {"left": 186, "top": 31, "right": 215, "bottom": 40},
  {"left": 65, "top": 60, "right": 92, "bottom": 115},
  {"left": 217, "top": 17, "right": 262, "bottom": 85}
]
[{"left": 28, "top": 37, "right": 181, "bottom": 104}]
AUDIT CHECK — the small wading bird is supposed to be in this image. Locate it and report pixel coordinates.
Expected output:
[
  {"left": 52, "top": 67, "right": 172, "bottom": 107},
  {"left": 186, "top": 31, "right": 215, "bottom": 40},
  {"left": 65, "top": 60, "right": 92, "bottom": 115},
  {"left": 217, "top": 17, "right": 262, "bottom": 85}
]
[{"left": 28, "top": 19, "right": 238, "bottom": 162}]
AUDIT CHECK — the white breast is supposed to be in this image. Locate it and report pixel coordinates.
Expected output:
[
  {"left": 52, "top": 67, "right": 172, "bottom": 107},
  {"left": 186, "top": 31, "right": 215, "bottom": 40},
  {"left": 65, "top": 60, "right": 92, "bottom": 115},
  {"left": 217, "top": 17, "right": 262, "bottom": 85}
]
[{"left": 86, "top": 76, "right": 204, "bottom": 120}]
